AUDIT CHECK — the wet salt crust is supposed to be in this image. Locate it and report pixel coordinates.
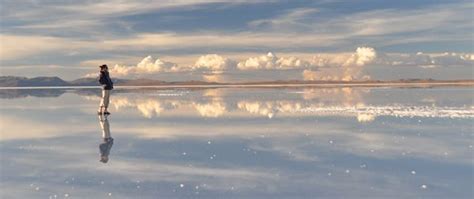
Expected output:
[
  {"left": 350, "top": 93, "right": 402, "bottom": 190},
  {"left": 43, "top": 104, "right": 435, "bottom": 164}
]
[{"left": 0, "top": 87, "right": 472, "bottom": 198}]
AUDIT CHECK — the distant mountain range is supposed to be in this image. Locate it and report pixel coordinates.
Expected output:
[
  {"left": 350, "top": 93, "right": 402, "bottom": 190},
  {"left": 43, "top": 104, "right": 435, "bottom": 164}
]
[
  {"left": 0, "top": 76, "right": 71, "bottom": 87},
  {"left": 0, "top": 76, "right": 212, "bottom": 87},
  {"left": 0, "top": 76, "right": 473, "bottom": 87}
]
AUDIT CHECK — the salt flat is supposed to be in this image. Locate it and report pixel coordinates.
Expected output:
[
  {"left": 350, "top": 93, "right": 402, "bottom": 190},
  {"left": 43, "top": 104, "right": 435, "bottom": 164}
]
[{"left": 0, "top": 87, "right": 472, "bottom": 198}]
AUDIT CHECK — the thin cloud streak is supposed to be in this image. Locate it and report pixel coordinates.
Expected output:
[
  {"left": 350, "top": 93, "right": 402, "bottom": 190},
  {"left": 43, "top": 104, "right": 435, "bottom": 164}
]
[{"left": 1, "top": 0, "right": 472, "bottom": 80}]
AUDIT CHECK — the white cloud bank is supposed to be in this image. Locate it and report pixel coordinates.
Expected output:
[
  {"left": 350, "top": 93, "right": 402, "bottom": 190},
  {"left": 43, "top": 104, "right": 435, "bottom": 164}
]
[
  {"left": 304, "top": 47, "right": 377, "bottom": 81},
  {"left": 304, "top": 47, "right": 473, "bottom": 81},
  {"left": 194, "top": 54, "right": 235, "bottom": 72},
  {"left": 87, "top": 54, "right": 235, "bottom": 77},
  {"left": 85, "top": 47, "right": 473, "bottom": 80},
  {"left": 378, "top": 52, "right": 474, "bottom": 68},
  {"left": 309, "top": 47, "right": 377, "bottom": 68},
  {"left": 237, "top": 52, "right": 310, "bottom": 70},
  {"left": 86, "top": 55, "right": 179, "bottom": 77}
]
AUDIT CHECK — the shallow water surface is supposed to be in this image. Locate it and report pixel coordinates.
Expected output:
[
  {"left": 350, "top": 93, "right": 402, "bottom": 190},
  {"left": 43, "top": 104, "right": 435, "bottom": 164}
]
[{"left": 0, "top": 87, "right": 473, "bottom": 198}]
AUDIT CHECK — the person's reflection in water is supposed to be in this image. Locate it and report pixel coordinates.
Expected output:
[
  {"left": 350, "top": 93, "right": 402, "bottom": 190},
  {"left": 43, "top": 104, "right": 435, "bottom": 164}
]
[{"left": 98, "top": 114, "right": 114, "bottom": 163}]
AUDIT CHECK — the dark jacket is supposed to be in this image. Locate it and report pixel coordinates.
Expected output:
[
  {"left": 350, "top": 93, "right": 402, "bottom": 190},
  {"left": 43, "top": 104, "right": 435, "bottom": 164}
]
[{"left": 98, "top": 71, "right": 114, "bottom": 90}]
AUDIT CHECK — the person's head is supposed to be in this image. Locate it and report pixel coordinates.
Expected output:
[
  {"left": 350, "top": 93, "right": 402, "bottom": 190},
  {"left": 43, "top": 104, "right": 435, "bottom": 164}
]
[{"left": 99, "top": 64, "right": 108, "bottom": 71}]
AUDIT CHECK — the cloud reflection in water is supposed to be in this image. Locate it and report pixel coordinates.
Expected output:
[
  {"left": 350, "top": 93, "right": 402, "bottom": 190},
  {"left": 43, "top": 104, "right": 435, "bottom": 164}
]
[
  {"left": 0, "top": 87, "right": 472, "bottom": 198},
  {"left": 77, "top": 87, "right": 474, "bottom": 121}
]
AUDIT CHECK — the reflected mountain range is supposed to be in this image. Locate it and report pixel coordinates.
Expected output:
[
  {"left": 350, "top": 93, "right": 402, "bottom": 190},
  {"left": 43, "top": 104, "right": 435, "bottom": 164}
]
[{"left": 0, "top": 88, "right": 69, "bottom": 99}]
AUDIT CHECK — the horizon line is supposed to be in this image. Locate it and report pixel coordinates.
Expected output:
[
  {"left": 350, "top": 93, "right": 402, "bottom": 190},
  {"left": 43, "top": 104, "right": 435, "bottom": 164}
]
[{"left": 1, "top": 81, "right": 473, "bottom": 90}]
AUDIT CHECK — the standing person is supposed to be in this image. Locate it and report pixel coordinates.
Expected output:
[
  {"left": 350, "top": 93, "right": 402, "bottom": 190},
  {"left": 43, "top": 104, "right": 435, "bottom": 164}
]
[{"left": 98, "top": 64, "right": 114, "bottom": 115}]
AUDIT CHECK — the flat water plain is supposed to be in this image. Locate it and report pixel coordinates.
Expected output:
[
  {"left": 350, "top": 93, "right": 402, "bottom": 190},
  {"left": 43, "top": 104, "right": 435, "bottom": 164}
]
[{"left": 0, "top": 86, "right": 473, "bottom": 198}]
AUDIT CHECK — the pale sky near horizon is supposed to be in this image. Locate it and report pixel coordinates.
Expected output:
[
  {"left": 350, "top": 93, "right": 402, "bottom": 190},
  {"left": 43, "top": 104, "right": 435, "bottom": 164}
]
[{"left": 0, "top": 0, "right": 473, "bottom": 81}]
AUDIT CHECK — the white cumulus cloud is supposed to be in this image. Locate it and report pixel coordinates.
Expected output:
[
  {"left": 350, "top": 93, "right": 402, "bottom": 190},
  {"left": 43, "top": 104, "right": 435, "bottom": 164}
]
[
  {"left": 344, "top": 47, "right": 377, "bottom": 67},
  {"left": 85, "top": 55, "right": 178, "bottom": 77},
  {"left": 311, "top": 47, "right": 377, "bottom": 68},
  {"left": 83, "top": 47, "right": 472, "bottom": 80},
  {"left": 237, "top": 52, "right": 309, "bottom": 70},
  {"left": 377, "top": 52, "right": 474, "bottom": 68},
  {"left": 305, "top": 47, "right": 377, "bottom": 81},
  {"left": 135, "top": 55, "right": 178, "bottom": 73},
  {"left": 193, "top": 54, "right": 235, "bottom": 72}
]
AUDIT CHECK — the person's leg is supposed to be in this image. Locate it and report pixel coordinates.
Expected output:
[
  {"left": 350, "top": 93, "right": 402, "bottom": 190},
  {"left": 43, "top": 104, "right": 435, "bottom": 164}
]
[
  {"left": 98, "top": 89, "right": 106, "bottom": 113},
  {"left": 103, "top": 90, "right": 110, "bottom": 112}
]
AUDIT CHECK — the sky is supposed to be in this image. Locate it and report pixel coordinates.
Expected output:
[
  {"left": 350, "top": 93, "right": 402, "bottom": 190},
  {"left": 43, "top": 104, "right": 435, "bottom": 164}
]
[{"left": 0, "top": 0, "right": 473, "bottom": 81}]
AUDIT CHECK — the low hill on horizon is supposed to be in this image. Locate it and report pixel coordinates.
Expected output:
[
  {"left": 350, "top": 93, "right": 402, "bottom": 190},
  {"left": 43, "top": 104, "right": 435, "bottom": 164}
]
[
  {"left": 0, "top": 76, "right": 215, "bottom": 87},
  {"left": 0, "top": 76, "right": 472, "bottom": 87},
  {"left": 0, "top": 76, "right": 70, "bottom": 87}
]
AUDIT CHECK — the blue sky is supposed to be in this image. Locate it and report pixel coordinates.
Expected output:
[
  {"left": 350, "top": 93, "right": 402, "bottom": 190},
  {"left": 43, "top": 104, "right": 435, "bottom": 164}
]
[{"left": 0, "top": 0, "right": 472, "bottom": 80}]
